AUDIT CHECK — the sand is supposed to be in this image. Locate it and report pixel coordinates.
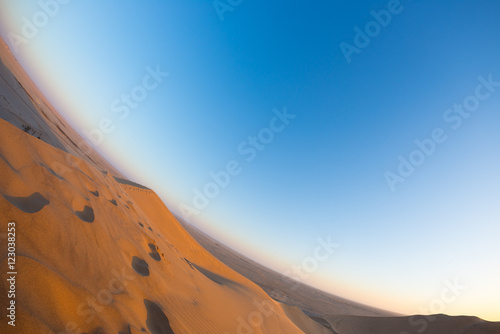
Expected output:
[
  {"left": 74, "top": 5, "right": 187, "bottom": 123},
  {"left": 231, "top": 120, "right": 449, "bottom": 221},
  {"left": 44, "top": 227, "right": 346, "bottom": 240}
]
[
  {"left": 0, "top": 116, "right": 312, "bottom": 333},
  {"left": 1, "top": 35, "right": 499, "bottom": 333},
  {"left": 178, "top": 217, "right": 397, "bottom": 318}
]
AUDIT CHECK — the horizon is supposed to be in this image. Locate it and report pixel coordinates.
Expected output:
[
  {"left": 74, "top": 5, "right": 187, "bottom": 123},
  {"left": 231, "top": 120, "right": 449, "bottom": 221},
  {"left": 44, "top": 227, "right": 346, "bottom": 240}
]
[{"left": 1, "top": 1, "right": 499, "bottom": 321}]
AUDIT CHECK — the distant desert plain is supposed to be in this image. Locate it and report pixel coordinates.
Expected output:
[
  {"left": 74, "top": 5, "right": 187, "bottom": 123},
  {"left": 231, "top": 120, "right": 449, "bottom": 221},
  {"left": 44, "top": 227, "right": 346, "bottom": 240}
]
[{"left": 0, "top": 35, "right": 499, "bottom": 333}]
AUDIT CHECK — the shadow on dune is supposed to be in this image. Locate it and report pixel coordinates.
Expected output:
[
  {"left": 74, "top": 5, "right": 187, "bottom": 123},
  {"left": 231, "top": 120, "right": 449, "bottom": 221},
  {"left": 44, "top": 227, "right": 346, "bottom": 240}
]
[
  {"left": 114, "top": 176, "right": 150, "bottom": 190},
  {"left": 75, "top": 205, "right": 95, "bottom": 223},
  {"left": 187, "top": 260, "right": 245, "bottom": 291},
  {"left": 3, "top": 191, "right": 49, "bottom": 213},
  {"left": 41, "top": 163, "right": 64, "bottom": 179},
  {"left": 132, "top": 256, "right": 150, "bottom": 276},
  {"left": 117, "top": 324, "right": 132, "bottom": 334},
  {"left": 148, "top": 244, "right": 161, "bottom": 261},
  {"left": 144, "top": 299, "right": 175, "bottom": 334}
]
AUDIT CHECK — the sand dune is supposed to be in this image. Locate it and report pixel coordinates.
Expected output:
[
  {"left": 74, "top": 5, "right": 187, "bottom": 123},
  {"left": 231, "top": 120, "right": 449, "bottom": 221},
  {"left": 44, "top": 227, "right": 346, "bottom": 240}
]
[
  {"left": 280, "top": 304, "right": 333, "bottom": 334},
  {"left": 0, "top": 38, "right": 315, "bottom": 332},
  {"left": 180, "top": 219, "right": 500, "bottom": 334},
  {"left": 325, "top": 314, "right": 500, "bottom": 334},
  {"left": 0, "top": 117, "right": 309, "bottom": 333},
  {"left": 178, "top": 218, "right": 397, "bottom": 319}
]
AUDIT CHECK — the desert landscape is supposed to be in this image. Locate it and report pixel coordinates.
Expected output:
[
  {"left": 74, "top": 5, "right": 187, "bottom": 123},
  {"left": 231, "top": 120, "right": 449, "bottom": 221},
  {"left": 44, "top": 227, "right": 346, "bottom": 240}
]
[{"left": 0, "top": 32, "right": 499, "bottom": 333}]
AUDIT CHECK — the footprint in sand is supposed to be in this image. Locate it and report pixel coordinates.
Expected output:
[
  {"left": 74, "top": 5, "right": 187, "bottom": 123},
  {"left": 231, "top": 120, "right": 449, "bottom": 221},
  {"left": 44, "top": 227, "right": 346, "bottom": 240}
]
[
  {"left": 89, "top": 190, "right": 99, "bottom": 197},
  {"left": 3, "top": 192, "right": 49, "bottom": 213},
  {"left": 144, "top": 299, "right": 175, "bottom": 334},
  {"left": 138, "top": 222, "right": 144, "bottom": 228},
  {"left": 110, "top": 199, "right": 118, "bottom": 206},
  {"left": 148, "top": 244, "right": 161, "bottom": 261},
  {"left": 131, "top": 256, "right": 150, "bottom": 276},
  {"left": 75, "top": 205, "right": 95, "bottom": 223}
]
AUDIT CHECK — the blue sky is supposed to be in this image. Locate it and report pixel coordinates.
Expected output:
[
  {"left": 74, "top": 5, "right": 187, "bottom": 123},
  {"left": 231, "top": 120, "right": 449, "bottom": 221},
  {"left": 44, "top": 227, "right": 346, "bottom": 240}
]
[{"left": 1, "top": 0, "right": 500, "bottom": 320}]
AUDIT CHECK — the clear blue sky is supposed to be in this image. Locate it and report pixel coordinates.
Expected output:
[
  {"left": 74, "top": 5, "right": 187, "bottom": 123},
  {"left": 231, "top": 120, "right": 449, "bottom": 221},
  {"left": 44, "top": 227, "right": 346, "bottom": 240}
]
[{"left": 1, "top": 0, "right": 499, "bottom": 320}]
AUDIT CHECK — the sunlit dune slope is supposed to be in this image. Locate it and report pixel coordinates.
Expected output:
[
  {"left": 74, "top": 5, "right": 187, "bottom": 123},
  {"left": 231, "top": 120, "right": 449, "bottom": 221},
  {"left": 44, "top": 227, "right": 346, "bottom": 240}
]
[{"left": 0, "top": 117, "right": 311, "bottom": 333}]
